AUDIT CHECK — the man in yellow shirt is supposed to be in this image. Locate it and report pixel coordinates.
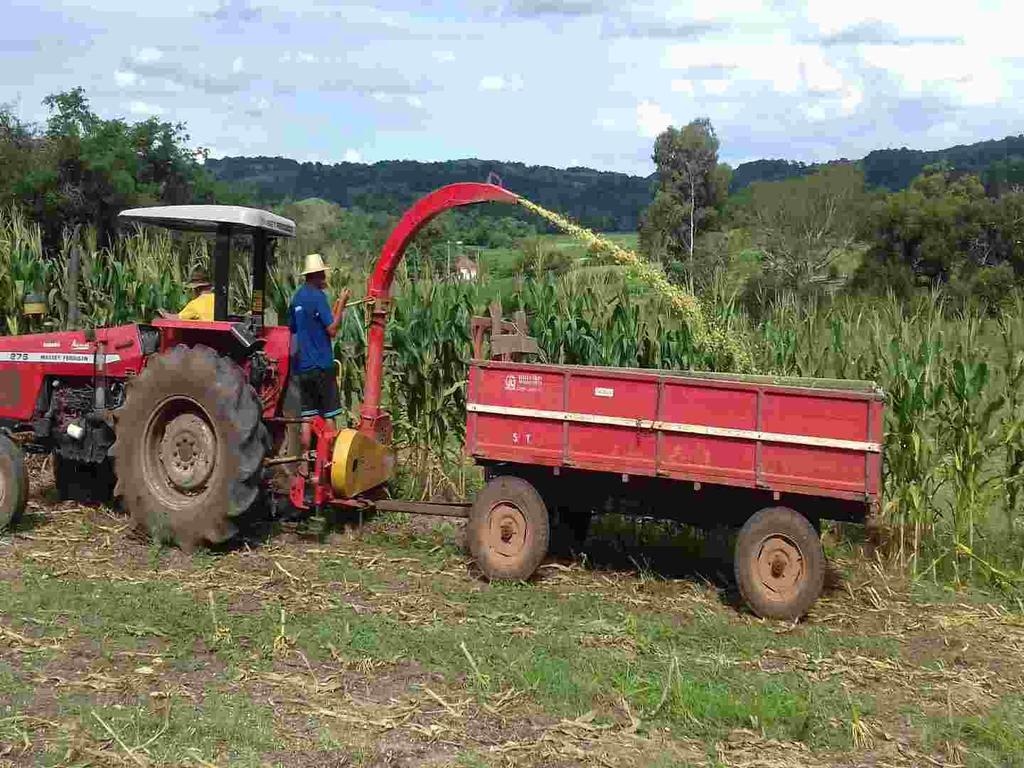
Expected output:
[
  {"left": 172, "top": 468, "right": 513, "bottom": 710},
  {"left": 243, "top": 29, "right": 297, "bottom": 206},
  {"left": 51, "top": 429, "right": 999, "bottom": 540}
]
[{"left": 164, "top": 270, "right": 214, "bottom": 321}]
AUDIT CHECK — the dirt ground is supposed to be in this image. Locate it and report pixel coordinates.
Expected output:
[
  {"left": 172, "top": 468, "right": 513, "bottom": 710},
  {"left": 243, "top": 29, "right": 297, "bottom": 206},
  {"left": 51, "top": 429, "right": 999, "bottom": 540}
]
[{"left": 2, "top": 458, "right": 1023, "bottom": 767}]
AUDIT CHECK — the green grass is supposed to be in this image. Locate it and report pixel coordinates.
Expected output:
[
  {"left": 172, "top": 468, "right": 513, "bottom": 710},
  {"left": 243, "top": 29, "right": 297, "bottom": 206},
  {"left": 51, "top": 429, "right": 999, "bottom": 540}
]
[
  {"left": 4, "top": 509, "right": 1023, "bottom": 765},
  {"left": 45, "top": 691, "right": 281, "bottom": 767},
  {"left": 918, "top": 695, "right": 1024, "bottom": 767},
  {"left": 1, "top": 555, "right": 873, "bottom": 752}
]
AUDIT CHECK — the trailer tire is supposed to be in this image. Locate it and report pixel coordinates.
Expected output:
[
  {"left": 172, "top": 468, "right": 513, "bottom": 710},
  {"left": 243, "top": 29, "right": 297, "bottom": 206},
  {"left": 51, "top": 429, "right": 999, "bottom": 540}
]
[
  {"left": 0, "top": 434, "right": 27, "bottom": 531},
  {"left": 112, "top": 345, "right": 268, "bottom": 550},
  {"left": 469, "top": 476, "right": 549, "bottom": 580},
  {"left": 734, "top": 506, "right": 824, "bottom": 620}
]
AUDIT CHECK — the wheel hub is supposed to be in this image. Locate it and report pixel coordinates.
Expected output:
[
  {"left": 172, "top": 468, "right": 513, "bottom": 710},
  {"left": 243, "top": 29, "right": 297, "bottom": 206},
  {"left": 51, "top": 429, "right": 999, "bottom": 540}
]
[
  {"left": 755, "top": 534, "right": 804, "bottom": 600},
  {"left": 488, "top": 502, "right": 527, "bottom": 558},
  {"left": 159, "top": 413, "right": 216, "bottom": 492}
]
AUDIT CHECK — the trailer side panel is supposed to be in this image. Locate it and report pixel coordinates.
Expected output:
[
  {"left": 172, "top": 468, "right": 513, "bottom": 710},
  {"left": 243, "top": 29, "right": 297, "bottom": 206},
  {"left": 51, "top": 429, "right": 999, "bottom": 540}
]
[{"left": 468, "top": 361, "right": 884, "bottom": 515}]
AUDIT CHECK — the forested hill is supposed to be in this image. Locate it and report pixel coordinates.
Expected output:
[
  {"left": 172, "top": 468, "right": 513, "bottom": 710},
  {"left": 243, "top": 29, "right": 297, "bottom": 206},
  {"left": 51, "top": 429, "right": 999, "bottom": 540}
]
[
  {"left": 207, "top": 133, "right": 1024, "bottom": 227},
  {"left": 204, "top": 157, "right": 655, "bottom": 231},
  {"left": 729, "top": 134, "right": 1024, "bottom": 193}
]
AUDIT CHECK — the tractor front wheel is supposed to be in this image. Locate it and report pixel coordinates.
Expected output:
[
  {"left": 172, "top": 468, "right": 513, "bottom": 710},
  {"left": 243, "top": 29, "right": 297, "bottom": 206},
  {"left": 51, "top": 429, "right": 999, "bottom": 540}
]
[
  {"left": 113, "top": 345, "right": 268, "bottom": 550},
  {"left": 0, "top": 433, "right": 27, "bottom": 531}
]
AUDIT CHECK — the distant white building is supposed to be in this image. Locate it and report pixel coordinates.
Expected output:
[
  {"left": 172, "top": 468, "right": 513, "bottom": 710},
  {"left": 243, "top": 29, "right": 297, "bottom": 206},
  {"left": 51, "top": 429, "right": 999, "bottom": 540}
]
[{"left": 455, "top": 254, "right": 478, "bottom": 282}]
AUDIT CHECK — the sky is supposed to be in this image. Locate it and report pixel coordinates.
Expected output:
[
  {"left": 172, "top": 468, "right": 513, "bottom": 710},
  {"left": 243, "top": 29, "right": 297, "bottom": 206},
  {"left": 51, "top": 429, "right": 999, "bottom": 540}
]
[{"left": 3, "top": 0, "right": 1023, "bottom": 176}]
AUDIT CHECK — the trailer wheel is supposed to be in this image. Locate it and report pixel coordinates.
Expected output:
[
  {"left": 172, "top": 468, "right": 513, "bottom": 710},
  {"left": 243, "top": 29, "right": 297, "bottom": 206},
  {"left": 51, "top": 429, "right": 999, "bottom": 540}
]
[
  {"left": 0, "top": 433, "right": 27, "bottom": 531},
  {"left": 469, "top": 476, "right": 549, "bottom": 580},
  {"left": 734, "top": 506, "right": 824, "bottom": 620},
  {"left": 112, "top": 345, "right": 268, "bottom": 550}
]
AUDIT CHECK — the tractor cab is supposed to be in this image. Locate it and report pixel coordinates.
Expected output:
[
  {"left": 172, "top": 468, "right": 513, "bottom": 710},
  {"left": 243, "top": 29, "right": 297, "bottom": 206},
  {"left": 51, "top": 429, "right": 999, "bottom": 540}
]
[
  {"left": 118, "top": 205, "right": 296, "bottom": 330},
  {"left": 118, "top": 205, "right": 299, "bottom": 428}
]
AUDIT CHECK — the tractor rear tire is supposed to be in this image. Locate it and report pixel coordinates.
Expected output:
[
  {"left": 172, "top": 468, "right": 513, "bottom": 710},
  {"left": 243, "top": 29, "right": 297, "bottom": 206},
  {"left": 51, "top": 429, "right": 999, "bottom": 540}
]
[
  {"left": 469, "top": 476, "right": 549, "bottom": 580},
  {"left": 112, "top": 345, "right": 268, "bottom": 550},
  {"left": 0, "top": 433, "right": 27, "bottom": 531},
  {"left": 734, "top": 506, "right": 825, "bottom": 621},
  {"left": 268, "top": 375, "right": 303, "bottom": 495}
]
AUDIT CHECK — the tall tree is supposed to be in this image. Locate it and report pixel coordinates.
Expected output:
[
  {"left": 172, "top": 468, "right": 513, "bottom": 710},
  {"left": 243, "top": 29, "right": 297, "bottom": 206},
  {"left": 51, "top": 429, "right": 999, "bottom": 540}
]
[
  {"left": 858, "top": 166, "right": 987, "bottom": 285},
  {"left": 741, "top": 164, "right": 867, "bottom": 293},
  {"left": 1, "top": 88, "right": 244, "bottom": 252},
  {"left": 639, "top": 118, "right": 728, "bottom": 274}
]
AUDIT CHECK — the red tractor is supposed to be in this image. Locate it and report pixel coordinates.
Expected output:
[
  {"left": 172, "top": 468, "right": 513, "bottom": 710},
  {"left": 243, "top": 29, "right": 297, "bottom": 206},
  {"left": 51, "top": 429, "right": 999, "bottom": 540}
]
[{"left": 0, "top": 184, "right": 517, "bottom": 548}]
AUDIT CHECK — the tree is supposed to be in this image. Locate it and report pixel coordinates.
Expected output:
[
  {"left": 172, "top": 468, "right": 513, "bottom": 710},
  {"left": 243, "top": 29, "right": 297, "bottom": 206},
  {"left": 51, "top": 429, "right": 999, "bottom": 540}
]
[
  {"left": 856, "top": 167, "right": 987, "bottom": 287},
  {"left": 0, "top": 88, "right": 243, "bottom": 252},
  {"left": 639, "top": 118, "right": 728, "bottom": 277},
  {"left": 740, "top": 164, "right": 867, "bottom": 295},
  {"left": 0, "top": 104, "right": 37, "bottom": 206},
  {"left": 42, "top": 87, "right": 97, "bottom": 138}
]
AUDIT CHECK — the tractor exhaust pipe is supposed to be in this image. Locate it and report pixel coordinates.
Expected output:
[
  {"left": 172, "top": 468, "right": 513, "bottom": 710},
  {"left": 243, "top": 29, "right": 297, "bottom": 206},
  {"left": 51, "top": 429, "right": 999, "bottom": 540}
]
[
  {"left": 94, "top": 339, "right": 107, "bottom": 410},
  {"left": 67, "top": 228, "right": 81, "bottom": 330},
  {"left": 85, "top": 328, "right": 107, "bottom": 411}
]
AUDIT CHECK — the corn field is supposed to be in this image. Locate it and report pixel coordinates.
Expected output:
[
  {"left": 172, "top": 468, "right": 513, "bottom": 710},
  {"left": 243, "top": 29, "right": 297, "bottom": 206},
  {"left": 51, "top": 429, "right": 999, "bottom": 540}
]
[{"left": 3, "top": 206, "right": 1024, "bottom": 590}]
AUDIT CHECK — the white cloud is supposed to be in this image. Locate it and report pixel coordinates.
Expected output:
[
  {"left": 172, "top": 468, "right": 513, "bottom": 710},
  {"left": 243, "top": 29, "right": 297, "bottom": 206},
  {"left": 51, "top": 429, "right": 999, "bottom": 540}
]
[
  {"left": 232, "top": 56, "right": 244, "bottom": 74},
  {"left": 432, "top": 50, "right": 456, "bottom": 63},
  {"left": 802, "top": 103, "right": 828, "bottom": 122},
  {"left": 129, "top": 100, "right": 163, "bottom": 116},
  {"left": 406, "top": 95, "right": 423, "bottom": 108},
  {"left": 295, "top": 51, "right": 316, "bottom": 64},
  {"left": 478, "top": 75, "right": 523, "bottom": 92},
  {"left": 636, "top": 100, "right": 673, "bottom": 138},
  {"left": 593, "top": 115, "right": 617, "bottom": 130},
  {"left": 704, "top": 79, "right": 729, "bottom": 95},
  {"left": 479, "top": 75, "right": 507, "bottom": 91},
  {"left": 801, "top": 55, "right": 844, "bottom": 93},
  {"left": 114, "top": 70, "right": 138, "bottom": 87},
  {"left": 278, "top": 51, "right": 291, "bottom": 63},
  {"left": 804, "top": 0, "right": 963, "bottom": 39},
  {"left": 670, "top": 79, "right": 694, "bottom": 95},
  {"left": 134, "top": 47, "right": 162, "bottom": 64},
  {"left": 664, "top": 39, "right": 847, "bottom": 96},
  {"left": 859, "top": 43, "right": 1005, "bottom": 105},
  {"left": 839, "top": 85, "right": 863, "bottom": 115},
  {"left": 343, "top": 148, "right": 362, "bottom": 162}
]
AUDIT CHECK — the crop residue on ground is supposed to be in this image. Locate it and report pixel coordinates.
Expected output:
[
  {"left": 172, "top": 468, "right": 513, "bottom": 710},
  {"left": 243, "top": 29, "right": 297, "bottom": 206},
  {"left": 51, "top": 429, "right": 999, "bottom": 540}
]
[{"left": 1, "top": 459, "right": 1023, "bottom": 766}]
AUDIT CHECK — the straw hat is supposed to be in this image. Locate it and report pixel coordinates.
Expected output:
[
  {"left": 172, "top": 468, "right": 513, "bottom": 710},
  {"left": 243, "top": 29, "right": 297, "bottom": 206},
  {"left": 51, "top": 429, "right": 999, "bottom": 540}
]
[
  {"left": 301, "top": 253, "right": 330, "bottom": 276},
  {"left": 186, "top": 269, "right": 212, "bottom": 289}
]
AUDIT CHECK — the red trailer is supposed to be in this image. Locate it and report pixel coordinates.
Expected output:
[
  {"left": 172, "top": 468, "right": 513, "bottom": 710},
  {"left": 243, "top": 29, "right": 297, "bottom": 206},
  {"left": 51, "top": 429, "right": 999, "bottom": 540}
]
[{"left": 463, "top": 351, "right": 884, "bottom": 619}]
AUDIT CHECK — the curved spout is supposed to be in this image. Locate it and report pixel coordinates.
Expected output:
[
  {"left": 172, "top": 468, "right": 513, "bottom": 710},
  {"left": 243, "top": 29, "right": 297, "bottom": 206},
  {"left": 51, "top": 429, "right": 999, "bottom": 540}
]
[
  {"left": 367, "top": 183, "right": 519, "bottom": 300},
  {"left": 359, "top": 183, "right": 520, "bottom": 439}
]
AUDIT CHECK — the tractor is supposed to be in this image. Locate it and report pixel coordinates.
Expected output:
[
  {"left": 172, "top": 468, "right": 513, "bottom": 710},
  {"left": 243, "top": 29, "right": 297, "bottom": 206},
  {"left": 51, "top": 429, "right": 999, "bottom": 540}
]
[{"left": 0, "top": 183, "right": 519, "bottom": 547}]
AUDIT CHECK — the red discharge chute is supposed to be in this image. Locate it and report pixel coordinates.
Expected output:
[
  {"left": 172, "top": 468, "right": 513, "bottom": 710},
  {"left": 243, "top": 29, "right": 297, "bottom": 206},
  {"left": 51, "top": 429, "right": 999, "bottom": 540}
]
[{"left": 359, "top": 182, "right": 520, "bottom": 438}]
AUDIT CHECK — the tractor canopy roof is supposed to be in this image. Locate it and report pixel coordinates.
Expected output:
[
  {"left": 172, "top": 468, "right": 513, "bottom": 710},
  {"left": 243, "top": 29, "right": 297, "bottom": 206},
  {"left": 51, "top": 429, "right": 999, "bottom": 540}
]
[{"left": 118, "top": 205, "right": 296, "bottom": 238}]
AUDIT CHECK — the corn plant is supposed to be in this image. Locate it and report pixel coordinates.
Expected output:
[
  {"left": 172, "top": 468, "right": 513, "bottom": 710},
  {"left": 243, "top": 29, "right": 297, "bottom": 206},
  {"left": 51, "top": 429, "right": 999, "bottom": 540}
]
[
  {"left": 0, "top": 208, "right": 52, "bottom": 334},
  {"left": 386, "top": 278, "right": 477, "bottom": 499}
]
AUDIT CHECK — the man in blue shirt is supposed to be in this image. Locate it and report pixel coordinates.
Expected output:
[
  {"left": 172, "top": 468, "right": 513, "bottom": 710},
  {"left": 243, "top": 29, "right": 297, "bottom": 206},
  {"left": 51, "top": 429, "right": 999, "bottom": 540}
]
[{"left": 288, "top": 253, "right": 350, "bottom": 464}]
